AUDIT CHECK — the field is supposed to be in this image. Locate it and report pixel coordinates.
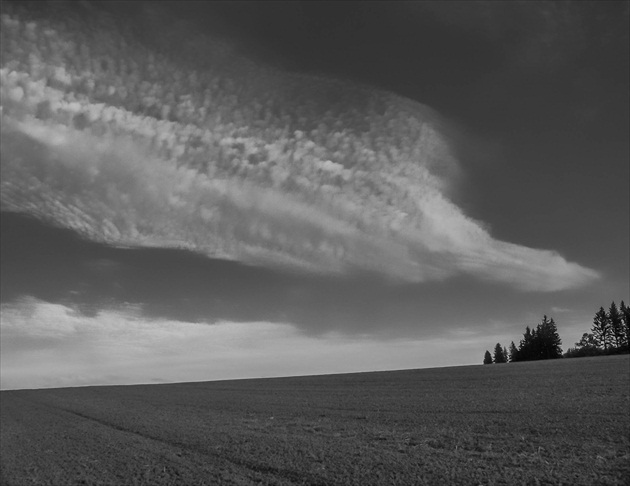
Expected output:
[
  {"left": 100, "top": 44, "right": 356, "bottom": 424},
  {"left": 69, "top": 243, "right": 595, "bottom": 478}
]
[{"left": 1, "top": 356, "right": 628, "bottom": 485}]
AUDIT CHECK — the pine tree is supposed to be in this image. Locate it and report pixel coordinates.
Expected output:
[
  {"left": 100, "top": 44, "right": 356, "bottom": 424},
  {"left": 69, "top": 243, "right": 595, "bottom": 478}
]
[
  {"left": 515, "top": 317, "right": 563, "bottom": 361},
  {"left": 592, "top": 307, "right": 613, "bottom": 350},
  {"left": 493, "top": 343, "right": 507, "bottom": 363},
  {"left": 608, "top": 301, "right": 625, "bottom": 349},
  {"left": 620, "top": 301, "right": 630, "bottom": 349},
  {"left": 518, "top": 326, "right": 534, "bottom": 361},
  {"left": 483, "top": 350, "right": 493, "bottom": 365},
  {"left": 536, "top": 315, "right": 563, "bottom": 359},
  {"left": 533, "top": 326, "right": 543, "bottom": 359},
  {"left": 508, "top": 341, "right": 518, "bottom": 362}
]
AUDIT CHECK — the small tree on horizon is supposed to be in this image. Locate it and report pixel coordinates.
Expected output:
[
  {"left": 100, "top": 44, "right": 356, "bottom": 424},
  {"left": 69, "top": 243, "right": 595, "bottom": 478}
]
[
  {"left": 520, "top": 326, "right": 535, "bottom": 361},
  {"left": 514, "top": 325, "right": 535, "bottom": 361},
  {"left": 493, "top": 343, "right": 507, "bottom": 363},
  {"left": 621, "top": 301, "right": 630, "bottom": 349},
  {"left": 608, "top": 301, "right": 625, "bottom": 349},
  {"left": 592, "top": 307, "right": 613, "bottom": 350},
  {"left": 508, "top": 341, "right": 518, "bottom": 362},
  {"left": 536, "top": 315, "right": 563, "bottom": 359},
  {"left": 483, "top": 350, "right": 493, "bottom": 364}
]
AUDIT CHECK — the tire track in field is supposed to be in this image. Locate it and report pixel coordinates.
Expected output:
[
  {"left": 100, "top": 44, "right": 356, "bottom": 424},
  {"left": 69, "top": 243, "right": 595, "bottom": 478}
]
[
  {"left": 56, "top": 405, "right": 331, "bottom": 486},
  {"left": 12, "top": 394, "right": 330, "bottom": 486},
  {"left": 2, "top": 394, "right": 215, "bottom": 485},
  {"left": 2, "top": 394, "right": 254, "bottom": 485}
]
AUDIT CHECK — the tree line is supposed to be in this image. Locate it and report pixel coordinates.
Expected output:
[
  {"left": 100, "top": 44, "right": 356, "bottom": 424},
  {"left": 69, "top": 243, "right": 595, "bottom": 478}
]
[
  {"left": 483, "top": 301, "right": 629, "bottom": 364},
  {"left": 564, "top": 301, "right": 630, "bottom": 357}
]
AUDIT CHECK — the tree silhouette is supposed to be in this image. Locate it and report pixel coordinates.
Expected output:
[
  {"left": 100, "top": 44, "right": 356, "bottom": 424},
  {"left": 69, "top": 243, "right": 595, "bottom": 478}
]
[
  {"left": 576, "top": 333, "right": 597, "bottom": 347},
  {"left": 536, "top": 315, "right": 563, "bottom": 359},
  {"left": 564, "top": 332, "right": 603, "bottom": 358},
  {"left": 493, "top": 343, "right": 507, "bottom": 363},
  {"left": 485, "top": 301, "right": 630, "bottom": 361},
  {"left": 592, "top": 307, "right": 612, "bottom": 350},
  {"left": 621, "top": 301, "right": 630, "bottom": 349},
  {"left": 508, "top": 341, "right": 518, "bottom": 362},
  {"left": 514, "top": 326, "right": 534, "bottom": 361},
  {"left": 608, "top": 301, "right": 625, "bottom": 349},
  {"left": 512, "top": 316, "right": 562, "bottom": 361},
  {"left": 565, "top": 301, "right": 630, "bottom": 358},
  {"left": 483, "top": 350, "right": 493, "bottom": 365}
]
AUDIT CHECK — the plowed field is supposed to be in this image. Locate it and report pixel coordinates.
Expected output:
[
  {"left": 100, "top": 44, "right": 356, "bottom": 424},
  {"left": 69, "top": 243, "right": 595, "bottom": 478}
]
[{"left": 1, "top": 355, "right": 629, "bottom": 485}]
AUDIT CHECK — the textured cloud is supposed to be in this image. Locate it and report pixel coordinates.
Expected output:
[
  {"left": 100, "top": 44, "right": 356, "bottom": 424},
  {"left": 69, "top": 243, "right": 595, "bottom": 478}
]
[
  {"left": 0, "top": 4, "right": 599, "bottom": 291},
  {"left": 1, "top": 115, "right": 598, "bottom": 291}
]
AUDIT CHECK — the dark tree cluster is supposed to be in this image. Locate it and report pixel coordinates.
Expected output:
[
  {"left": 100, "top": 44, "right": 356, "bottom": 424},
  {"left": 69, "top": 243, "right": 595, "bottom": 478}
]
[
  {"left": 483, "top": 315, "right": 562, "bottom": 364},
  {"left": 482, "top": 344, "right": 508, "bottom": 364},
  {"left": 565, "top": 301, "right": 630, "bottom": 358},
  {"left": 511, "top": 315, "right": 563, "bottom": 361}
]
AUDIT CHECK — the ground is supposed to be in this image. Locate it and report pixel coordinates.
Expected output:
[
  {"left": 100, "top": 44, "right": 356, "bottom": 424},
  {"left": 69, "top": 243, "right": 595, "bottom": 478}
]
[{"left": 1, "top": 355, "right": 628, "bottom": 485}]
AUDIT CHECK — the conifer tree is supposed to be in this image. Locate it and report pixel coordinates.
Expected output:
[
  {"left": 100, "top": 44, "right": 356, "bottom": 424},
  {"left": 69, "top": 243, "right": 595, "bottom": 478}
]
[
  {"left": 514, "top": 317, "right": 562, "bottom": 361},
  {"left": 608, "top": 301, "right": 625, "bottom": 349},
  {"left": 483, "top": 350, "right": 493, "bottom": 365},
  {"left": 493, "top": 343, "right": 507, "bottom": 363},
  {"left": 620, "top": 301, "right": 630, "bottom": 349},
  {"left": 535, "top": 315, "right": 563, "bottom": 359},
  {"left": 592, "top": 307, "right": 613, "bottom": 350},
  {"left": 508, "top": 341, "right": 518, "bottom": 362},
  {"left": 518, "top": 326, "right": 534, "bottom": 361}
]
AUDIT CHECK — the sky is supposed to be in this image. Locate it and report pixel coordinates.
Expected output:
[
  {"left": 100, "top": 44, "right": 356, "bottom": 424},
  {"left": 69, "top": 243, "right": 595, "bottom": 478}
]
[{"left": 1, "top": 1, "right": 628, "bottom": 390}]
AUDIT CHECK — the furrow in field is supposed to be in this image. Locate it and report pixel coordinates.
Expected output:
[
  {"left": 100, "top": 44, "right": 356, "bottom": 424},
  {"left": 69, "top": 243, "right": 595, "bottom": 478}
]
[
  {"left": 0, "top": 393, "right": 318, "bottom": 485},
  {"left": 52, "top": 403, "right": 332, "bottom": 486}
]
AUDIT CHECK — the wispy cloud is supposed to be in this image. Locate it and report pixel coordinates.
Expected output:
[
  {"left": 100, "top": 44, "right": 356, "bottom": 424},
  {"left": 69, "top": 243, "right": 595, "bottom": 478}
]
[
  {"left": 551, "top": 306, "right": 573, "bottom": 314},
  {"left": 0, "top": 113, "right": 598, "bottom": 291},
  {"left": 1, "top": 297, "right": 489, "bottom": 390}
]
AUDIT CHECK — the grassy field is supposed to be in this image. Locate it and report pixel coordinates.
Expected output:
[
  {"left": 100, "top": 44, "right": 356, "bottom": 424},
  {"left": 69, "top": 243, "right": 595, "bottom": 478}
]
[{"left": 1, "top": 355, "right": 628, "bottom": 485}]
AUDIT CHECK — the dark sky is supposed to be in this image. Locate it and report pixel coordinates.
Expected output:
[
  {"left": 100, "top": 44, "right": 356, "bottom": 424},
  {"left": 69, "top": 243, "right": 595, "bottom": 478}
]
[
  {"left": 2, "top": 211, "right": 546, "bottom": 338},
  {"left": 1, "top": 1, "right": 628, "bottom": 389},
  {"left": 165, "top": 0, "right": 629, "bottom": 268}
]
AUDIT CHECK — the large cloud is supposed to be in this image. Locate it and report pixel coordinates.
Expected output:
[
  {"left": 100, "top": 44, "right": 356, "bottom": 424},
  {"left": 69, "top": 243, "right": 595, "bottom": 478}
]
[
  {"left": 0, "top": 114, "right": 597, "bottom": 291},
  {"left": 0, "top": 4, "right": 599, "bottom": 291}
]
